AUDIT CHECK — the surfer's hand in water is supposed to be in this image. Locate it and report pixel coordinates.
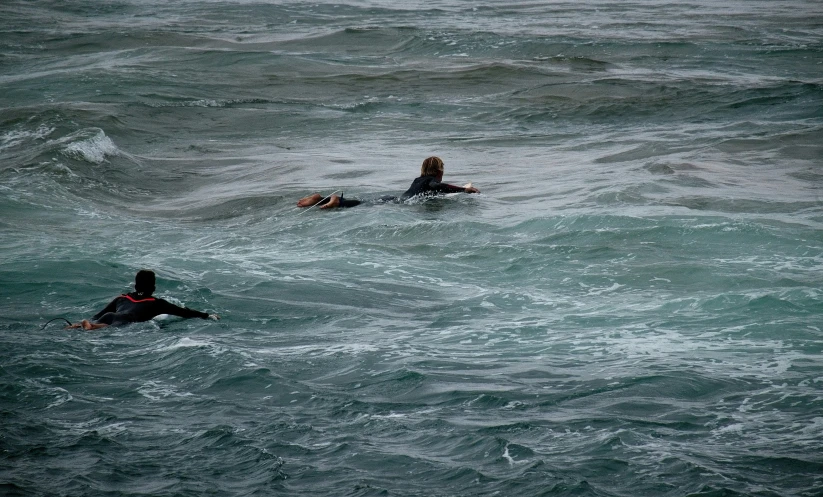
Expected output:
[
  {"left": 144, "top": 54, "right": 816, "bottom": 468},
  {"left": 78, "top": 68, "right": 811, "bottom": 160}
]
[
  {"left": 208, "top": 314, "right": 220, "bottom": 320},
  {"left": 463, "top": 183, "right": 479, "bottom": 193}
]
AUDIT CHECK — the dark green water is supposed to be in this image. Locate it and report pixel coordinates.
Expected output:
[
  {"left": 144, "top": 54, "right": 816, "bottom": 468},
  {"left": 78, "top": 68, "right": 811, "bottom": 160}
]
[{"left": 2, "top": 1, "right": 822, "bottom": 495}]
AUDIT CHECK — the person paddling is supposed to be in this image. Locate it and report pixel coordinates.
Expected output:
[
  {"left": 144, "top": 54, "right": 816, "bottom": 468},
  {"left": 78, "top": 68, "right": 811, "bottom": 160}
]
[
  {"left": 66, "top": 270, "right": 219, "bottom": 330},
  {"left": 297, "top": 156, "right": 479, "bottom": 209}
]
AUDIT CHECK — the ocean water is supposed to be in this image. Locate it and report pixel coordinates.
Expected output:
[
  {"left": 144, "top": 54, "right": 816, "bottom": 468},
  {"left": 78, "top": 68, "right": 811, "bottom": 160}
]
[{"left": 1, "top": 1, "right": 822, "bottom": 496}]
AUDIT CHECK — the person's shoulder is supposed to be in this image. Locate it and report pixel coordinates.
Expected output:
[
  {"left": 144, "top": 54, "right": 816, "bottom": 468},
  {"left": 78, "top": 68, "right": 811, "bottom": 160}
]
[{"left": 405, "top": 176, "right": 426, "bottom": 188}]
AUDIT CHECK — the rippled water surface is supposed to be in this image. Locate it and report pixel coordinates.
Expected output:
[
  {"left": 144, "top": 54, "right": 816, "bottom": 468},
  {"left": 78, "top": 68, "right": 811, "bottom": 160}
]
[{"left": 2, "top": 1, "right": 822, "bottom": 496}]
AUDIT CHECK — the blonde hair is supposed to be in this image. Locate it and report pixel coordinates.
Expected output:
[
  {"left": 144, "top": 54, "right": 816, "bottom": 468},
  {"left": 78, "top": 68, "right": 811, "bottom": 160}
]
[{"left": 420, "top": 156, "right": 444, "bottom": 176}]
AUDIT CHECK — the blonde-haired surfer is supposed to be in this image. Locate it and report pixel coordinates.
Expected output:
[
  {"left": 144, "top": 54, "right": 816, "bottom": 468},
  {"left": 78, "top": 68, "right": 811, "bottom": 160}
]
[{"left": 297, "top": 156, "right": 479, "bottom": 209}]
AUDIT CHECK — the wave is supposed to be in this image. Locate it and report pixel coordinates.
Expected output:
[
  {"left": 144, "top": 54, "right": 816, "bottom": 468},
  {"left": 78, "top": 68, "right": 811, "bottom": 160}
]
[
  {"left": 60, "top": 128, "right": 120, "bottom": 164},
  {"left": 0, "top": 124, "right": 55, "bottom": 152},
  {"left": 140, "top": 97, "right": 276, "bottom": 109},
  {"left": 0, "top": 125, "right": 136, "bottom": 184}
]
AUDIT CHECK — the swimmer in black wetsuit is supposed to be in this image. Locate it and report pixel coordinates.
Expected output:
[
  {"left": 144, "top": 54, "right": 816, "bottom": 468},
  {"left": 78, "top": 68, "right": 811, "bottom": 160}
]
[
  {"left": 296, "top": 156, "right": 479, "bottom": 209},
  {"left": 66, "top": 270, "right": 219, "bottom": 330}
]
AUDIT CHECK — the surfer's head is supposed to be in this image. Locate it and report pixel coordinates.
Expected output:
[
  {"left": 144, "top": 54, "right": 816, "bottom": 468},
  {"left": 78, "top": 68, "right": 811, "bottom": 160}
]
[
  {"left": 134, "top": 270, "right": 156, "bottom": 296},
  {"left": 421, "top": 156, "right": 444, "bottom": 179}
]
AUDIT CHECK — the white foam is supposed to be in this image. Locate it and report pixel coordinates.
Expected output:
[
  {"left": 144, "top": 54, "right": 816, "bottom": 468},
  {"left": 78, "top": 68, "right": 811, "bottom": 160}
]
[
  {"left": 268, "top": 342, "right": 380, "bottom": 358},
  {"left": 45, "top": 387, "right": 73, "bottom": 409},
  {"left": 137, "top": 380, "right": 194, "bottom": 401},
  {"left": 0, "top": 125, "right": 54, "bottom": 151},
  {"left": 157, "top": 337, "right": 214, "bottom": 351},
  {"left": 501, "top": 444, "right": 516, "bottom": 466},
  {"left": 61, "top": 128, "right": 120, "bottom": 164},
  {"left": 370, "top": 412, "right": 407, "bottom": 420}
]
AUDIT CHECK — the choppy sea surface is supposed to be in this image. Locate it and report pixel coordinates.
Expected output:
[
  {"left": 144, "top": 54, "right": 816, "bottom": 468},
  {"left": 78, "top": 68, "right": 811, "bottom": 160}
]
[{"left": 2, "top": 1, "right": 822, "bottom": 496}]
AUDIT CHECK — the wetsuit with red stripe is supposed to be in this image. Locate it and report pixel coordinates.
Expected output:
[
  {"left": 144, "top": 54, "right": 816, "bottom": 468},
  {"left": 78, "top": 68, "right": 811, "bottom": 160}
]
[{"left": 91, "top": 292, "right": 210, "bottom": 326}]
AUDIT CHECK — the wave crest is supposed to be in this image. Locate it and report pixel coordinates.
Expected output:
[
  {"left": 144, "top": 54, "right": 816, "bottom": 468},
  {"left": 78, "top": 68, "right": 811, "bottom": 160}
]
[{"left": 60, "top": 128, "right": 120, "bottom": 164}]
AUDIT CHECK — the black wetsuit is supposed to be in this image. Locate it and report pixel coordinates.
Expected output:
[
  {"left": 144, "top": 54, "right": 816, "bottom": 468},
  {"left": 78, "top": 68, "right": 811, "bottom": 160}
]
[
  {"left": 321, "top": 175, "right": 465, "bottom": 208},
  {"left": 401, "top": 175, "right": 465, "bottom": 199},
  {"left": 91, "top": 292, "right": 209, "bottom": 326}
]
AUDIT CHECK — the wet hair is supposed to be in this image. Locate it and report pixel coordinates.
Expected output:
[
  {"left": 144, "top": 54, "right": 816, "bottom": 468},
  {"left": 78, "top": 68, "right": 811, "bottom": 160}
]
[
  {"left": 134, "top": 270, "right": 156, "bottom": 296},
  {"left": 420, "top": 156, "right": 444, "bottom": 177}
]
